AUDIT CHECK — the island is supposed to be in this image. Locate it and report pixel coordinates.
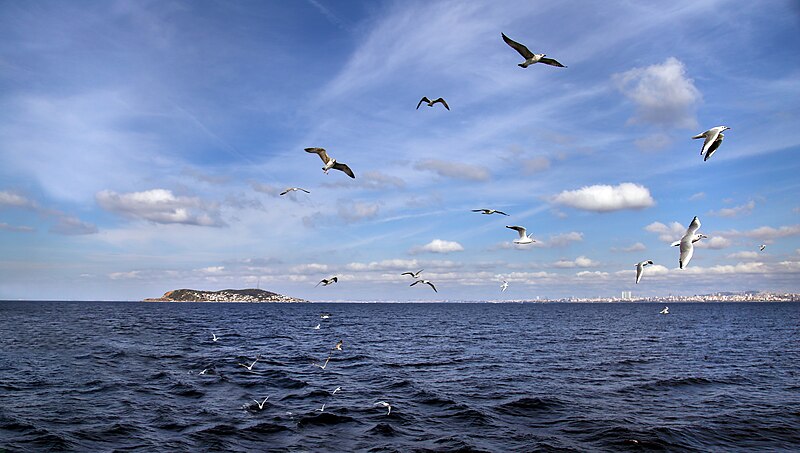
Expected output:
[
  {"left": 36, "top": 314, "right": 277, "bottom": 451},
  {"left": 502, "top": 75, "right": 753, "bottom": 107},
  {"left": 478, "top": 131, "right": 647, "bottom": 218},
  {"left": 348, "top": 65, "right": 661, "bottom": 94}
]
[{"left": 143, "top": 288, "right": 306, "bottom": 303}]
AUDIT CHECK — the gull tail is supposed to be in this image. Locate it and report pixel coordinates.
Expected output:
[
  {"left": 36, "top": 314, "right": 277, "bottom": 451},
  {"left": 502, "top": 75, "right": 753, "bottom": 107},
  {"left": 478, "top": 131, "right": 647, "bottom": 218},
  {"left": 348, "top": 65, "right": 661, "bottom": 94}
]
[{"left": 692, "top": 133, "right": 704, "bottom": 139}]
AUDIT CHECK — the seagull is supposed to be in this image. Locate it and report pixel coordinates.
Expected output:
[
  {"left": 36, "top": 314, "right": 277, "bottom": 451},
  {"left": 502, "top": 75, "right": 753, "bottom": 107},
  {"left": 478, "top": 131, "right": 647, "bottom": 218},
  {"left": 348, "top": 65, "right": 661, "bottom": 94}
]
[
  {"left": 199, "top": 368, "right": 210, "bottom": 375},
  {"left": 211, "top": 333, "right": 218, "bottom": 342},
  {"left": 314, "top": 323, "right": 321, "bottom": 330},
  {"left": 401, "top": 269, "right": 424, "bottom": 278},
  {"left": 501, "top": 33, "right": 566, "bottom": 68},
  {"left": 472, "top": 208, "right": 509, "bottom": 216},
  {"left": 317, "top": 404, "right": 326, "bottom": 413},
  {"left": 506, "top": 225, "right": 535, "bottom": 244},
  {"left": 305, "top": 147, "right": 355, "bottom": 178},
  {"left": 416, "top": 96, "right": 450, "bottom": 110},
  {"left": 253, "top": 396, "right": 270, "bottom": 410},
  {"left": 239, "top": 356, "right": 260, "bottom": 371},
  {"left": 660, "top": 306, "right": 669, "bottom": 315},
  {"left": 374, "top": 401, "right": 392, "bottom": 415},
  {"left": 635, "top": 260, "right": 654, "bottom": 284},
  {"left": 410, "top": 279, "right": 437, "bottom": 292},
  {"left": 332, "top": 386, "right": 342, "bottom": 395},
  {"left": 671, "top": 216, "right": 707, "bottom": 269},
  {"left": 759, "top": 244, "right": 766, "bottom": 252},
  {"left": 280, "top": 187, "right": 310, "bottom": 196},
  {"left": 333, "top": 339, "right": 343, "bottom": 351},
  {"left": 316, "top": 277, "right": 338, "bottom": 287},
  {"left": 692, "top": 126, "right": 730, "bottom": 161},
  {"left": 501, "top": 280, "right": 509, "bottom": 292},
  {"left": 314, "top": 355, "right": 331, "bottom": 370},
  {"left": 320, "top": 313, "right": 331, "bottom": 319}
]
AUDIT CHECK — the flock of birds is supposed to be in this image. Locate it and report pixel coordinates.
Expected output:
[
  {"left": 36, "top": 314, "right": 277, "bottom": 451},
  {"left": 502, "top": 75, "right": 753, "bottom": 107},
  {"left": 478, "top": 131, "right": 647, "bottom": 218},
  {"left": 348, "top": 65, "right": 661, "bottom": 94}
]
[
  {"left": 270, "top": 32, "right": 767, "bottom": 302},
  {"left": 199, "top": 314, "right": 392, "bottom": 419}
]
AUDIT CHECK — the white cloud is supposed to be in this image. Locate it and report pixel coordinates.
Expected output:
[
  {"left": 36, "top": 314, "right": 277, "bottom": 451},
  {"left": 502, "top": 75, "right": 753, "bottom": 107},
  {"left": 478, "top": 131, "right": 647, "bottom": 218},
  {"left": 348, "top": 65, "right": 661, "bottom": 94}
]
[
  {"left": 727, "top": 251, "right": 759, "bottom": 260},
  {"left": 250, "top": 182, "right": 282, "bottom": 197},
  {"left": 49, "top": 215, "right": 98, "bottom": 235},
  {"left": 645, "top": 221, "right": 685, "bottom": 242},
  {"left": 0, "top": 191, "right": 36, "bottom": 208},
  {"left": 552, "top": 183, "right": 655, "bottom": 212},
  {"left": 554, "top": 256, "right": 597, "bottom": 268},
  {"left": 689, "top": 192, "right": 706, "bottom": 201},
  {"left": 613, "top": 57, "right": 701, "bottom": 129},
  {"left": 290, "top": 263, "right": 330, "bottom": 274},
  {"left": 542, "top": 232, "right": 584, "bottom": 247},
  {"left": 725, "top": 224, "right": 800, "bottom": 241},
  {"left": 709, "top": 200, "right": 755, "bottom": 218},
  {"left": 323, "top": 170, "right": 406, "bottom": 190},
  {"left": 522, "top": 157, "right": 551, "bottom": 175},
  {"left": 696, "top": 236, "right": 731, "bottom": 250},
  {"left": 346, "top": 259, "right": 419, "bottom": 272},
  {"left": 337, "top": 201, "right": 380, "bottom": 223},
  {"left": 618, "top": 242, "right": 646, "bottom": 252},
  {"left": 414, "top": 159, "right": 490, "bottom": 182},
  {"left": 411, "top": 239, "right": 464, "bottom": 254},
  {"left": 96, "top": 189, "right": 224, "bottom": 227},
  {"left": 576, "top": 270, "right": 609, "bottom": 278},
  {"left": 0, "top": 222, "right": 35, "bottom": 232}
]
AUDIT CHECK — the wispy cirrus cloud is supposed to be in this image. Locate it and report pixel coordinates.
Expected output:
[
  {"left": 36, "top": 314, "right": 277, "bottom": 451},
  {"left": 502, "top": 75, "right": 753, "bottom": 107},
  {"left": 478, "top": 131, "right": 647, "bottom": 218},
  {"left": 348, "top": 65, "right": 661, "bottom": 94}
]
[{"left": 414, "top": 159, "right": 490, "bottom": 182}]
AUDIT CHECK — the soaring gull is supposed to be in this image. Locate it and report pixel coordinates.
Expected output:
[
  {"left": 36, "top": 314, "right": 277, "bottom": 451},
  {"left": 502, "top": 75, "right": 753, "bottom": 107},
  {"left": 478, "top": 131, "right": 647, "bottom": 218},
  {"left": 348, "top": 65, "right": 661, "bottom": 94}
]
[
  {"left": 253, "top": 396, "right": 270, "bottom": 410},
  {"left": 416, "top": 97, "right": 450, "bottom": 110},
  {"left": 401, "top": 269, "right": 424, "bottom": 278},
  {"left": 316, "top": 277, "right": 339, "bottom": 287},
  {"left": 239, "top": 355, "right": 260, "bottom": 371},
  {"left": 506, "top": 225, "right": 535, "bottom": 244},
  {"left": 502, "top": 33, "right": 566, "bottom": 68},
  {"left": 374, "top": 401, "right": 392, "bottom": 415},
  {"left": 660, "top": 306, "right": 669, "bottom": 315},
  {"left": 501, "top": 280, "right": 509, "bottom": 292},
  {"left": 305, "top": 147, "right": 355, "bottom": 178},
  {"left": 411, "top": 279, "right": 438, "bottom": 293},
  {"left": 692, "top": 126, "right": 730, "bottom": 161},
  {"left": 280, "top": 187, "right": 310, "bottom": 196},
  {"left": 635, "top": 260, "right": 654, "bottom": 284},
  {"left": 332, "top": 339, "right": 343, "bottom": 351},
  {"left": 472, "top": 209, "right": 509, "bottom": 216},
  {"left": 671, "top": 216, "right": 707, "bottom": 269},
  {"left": 211, "top": 333, "right": 219, "bottom": 342},
  {"left": 759, "top": 244, "right": 766, "bottom": 252}
]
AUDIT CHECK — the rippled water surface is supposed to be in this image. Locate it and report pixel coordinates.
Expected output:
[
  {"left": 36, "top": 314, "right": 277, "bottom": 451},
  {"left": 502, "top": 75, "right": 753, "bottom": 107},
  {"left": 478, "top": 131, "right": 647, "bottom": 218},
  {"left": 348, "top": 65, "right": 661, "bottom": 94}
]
[{"left": 1, "top": 301, "right": 799, "bottom": 452}]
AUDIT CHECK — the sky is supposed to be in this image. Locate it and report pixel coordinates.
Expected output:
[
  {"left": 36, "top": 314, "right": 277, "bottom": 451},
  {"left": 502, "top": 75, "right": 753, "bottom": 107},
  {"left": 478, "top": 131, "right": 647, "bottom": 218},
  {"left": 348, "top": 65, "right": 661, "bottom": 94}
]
[{"left": 1, "top": 0, "right": 799, "bottom": 301}]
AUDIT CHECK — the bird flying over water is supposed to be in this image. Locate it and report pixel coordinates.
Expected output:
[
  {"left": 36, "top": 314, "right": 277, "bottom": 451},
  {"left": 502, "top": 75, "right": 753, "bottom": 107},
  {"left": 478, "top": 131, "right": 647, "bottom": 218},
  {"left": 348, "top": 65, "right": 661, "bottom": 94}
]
[
  {"left": 401, "top": 269, "right": 424, "bottom": 278},
  {"left": 320, "top": 313, "right": 331, "bottom": 319},
  {"left": 416, "top": 97, "right": 450, "bottom": 110},
  {"left": 239, "top": 356, "right": 260, "bottom": 371},
  {"left": 333, "top": 339, "right": 343, "bottom": 351},
  {"left": 374, "top": 401, "right": 392, "bottom": 415},
  {"left": 501, "top": 33, "right": 566, "bottom": 68},
  {"left": 314, "top": 323, "right": 320, "bottom": 330},
  {"left": 472, "top": 209, "right": 509, "bottom": 216},
  {"left": 759, "top": 244, "right": 766, "bottom": 252},
  {"left": 692, "top": 126, "right": 730, "bottom": 161},
  {"left": 280, "top": 187, "right": 310, "bottom": 196},
  {"left": 671, "top": 216, "right": 707, "bottom": 269},
  {"left": 501, "top": 280, "right": 509, "bottom": 292},
  {"left": 635, "top": 260, "right": 654, "bottom": 284},
  {"left": 211, "top": 333, "right": 218, "bottom": 342},
  {"left": 506, "top": 225, "right": 535, "bottom": 244},
  {"left": 305, "top": 147, "right": 355, "bottom": 178},
  {"left": 253, "top": 396, "right": 270, "bottom": 410},
  {"left": 317, "top": 404, "right": 325, "bottom": 412},
  {"left": 411, "top": 279, "right": 437, "bottom": 292},
  {"left": 314, "top": 355, "right": 331, "bottom": 370},
  {"left": 332, "top": 386, "right": 342, "bottom": 395},
  {"left": 316, "top": 277, "right": 338, "bottom": 287},
  {"left": 660, "top": 306, "right": 669, "bottom": 315}
]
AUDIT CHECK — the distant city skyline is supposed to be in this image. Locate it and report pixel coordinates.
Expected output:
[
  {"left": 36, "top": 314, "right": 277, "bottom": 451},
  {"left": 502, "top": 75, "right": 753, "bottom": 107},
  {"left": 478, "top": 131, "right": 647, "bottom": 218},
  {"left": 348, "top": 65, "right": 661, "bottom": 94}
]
[{"left": 1, "top": 1, "right": 799, "bottom": 301}]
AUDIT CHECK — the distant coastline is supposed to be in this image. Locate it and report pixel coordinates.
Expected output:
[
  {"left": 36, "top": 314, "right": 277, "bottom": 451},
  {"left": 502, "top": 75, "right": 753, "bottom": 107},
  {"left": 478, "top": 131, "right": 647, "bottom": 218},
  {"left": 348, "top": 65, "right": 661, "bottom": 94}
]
[{"left": 143, "top": 288, "right": 306, "bottom": 303}]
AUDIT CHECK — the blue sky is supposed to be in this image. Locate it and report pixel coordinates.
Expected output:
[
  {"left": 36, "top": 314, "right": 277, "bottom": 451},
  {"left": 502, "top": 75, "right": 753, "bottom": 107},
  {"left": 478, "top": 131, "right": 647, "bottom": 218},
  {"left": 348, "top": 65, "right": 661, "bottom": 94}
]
[{"left": 1, "top": 0, "right": 799, "bottom": 301}]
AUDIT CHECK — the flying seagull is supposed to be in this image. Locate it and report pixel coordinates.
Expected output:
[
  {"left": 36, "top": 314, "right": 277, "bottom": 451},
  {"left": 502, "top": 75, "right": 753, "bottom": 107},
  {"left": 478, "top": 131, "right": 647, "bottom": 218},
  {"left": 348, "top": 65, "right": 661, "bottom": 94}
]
[
  {"left": 501, "top": 33, "right": 566, "bottom": 68},
  {"left": 472, "top": 209, "right": 509, "bottom": 216},
  {"left": 332, "top": 386, "right": 342, "bottom": 395},
  {"left": 501, "top": 280, "right": 509, "bottom": 292},
  {"left": 305, "top": 147, "right": 356, "bottom": 178},
  {"left": 313, "top": 323, "right": 320, "bottom": 330},
  {"left": 635, "top": 260, "right": 654, "bottom": 284},
  {"left": 374, "top": 401, "right": 392, "bottom": 415},
  {"left": 211, "top": 333, "right": 218, "bottom": 342},
  {"left": 320, "top": 313, "right": 331, "bottom": 319},
  {"left": 314, "top": 355, "right": 331, "bottom": 370},
  {"left": 671, "top": 216, "right": 707, "bottom": 269},
  {"left": 411, "top": 279, "right": 437, "bottom": 292},
  {"left": 660, "top": 306, "right": 669, "bottom": 315},
  {"left": 759, "top": 244, "right": 766, "bottom": 252},
  {"left": 239, "top": 356, "right": 260, "bottom": 371},
  {"left": 280, "top": 187, "right": 310, "bottom": 196},
  {"left": 253, "top": 396, "right": 270, "bottom": 410},
  {"left": 692, "top": 126, "right": 730, "bottom": 161},
  {"left": 506, "top": 225, "right": 535, "bottom": 244},
  {"left": 316, "top": 277, "right": 338, "bottom": 287},
  {"left": 401, "top": 269, "right": 424, "bottom": 278},
  {"left": 416, "top": 96, "right": 450, "bottom": 110},
  {"left": 317, "top": 404, "right": 326, "bottom": 413},
  {"left": 333, "top": 339, "right": 343, "bottom": 351}
]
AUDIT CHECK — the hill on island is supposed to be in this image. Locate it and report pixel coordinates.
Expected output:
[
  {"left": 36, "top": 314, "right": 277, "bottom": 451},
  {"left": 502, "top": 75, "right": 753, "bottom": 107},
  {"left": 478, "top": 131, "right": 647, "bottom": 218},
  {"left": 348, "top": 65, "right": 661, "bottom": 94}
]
[{"left": 143, "top": 288, "right": 306, "bottom": 303}]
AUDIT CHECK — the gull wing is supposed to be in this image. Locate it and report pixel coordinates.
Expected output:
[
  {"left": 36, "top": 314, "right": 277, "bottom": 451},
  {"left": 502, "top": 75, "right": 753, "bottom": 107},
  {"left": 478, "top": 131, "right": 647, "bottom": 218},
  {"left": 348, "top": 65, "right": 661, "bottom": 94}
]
[
  {"left": 279, "top": 189, "right": 290, "bottom": 196},
  {"left": 700, "top": 129, "right": 721, "bottom": 156},
  {"left": 432, "top": 98, "right": 450, "bottom": 110},
  {"left": 417, "top": 97, "right": 430, "bottom": 109},
  {"left": 636, "top": 263, "right": 644, "bottom": 284},
  {"left": 539, "top": 57, "right": 566, "bottom": 68},
  {"left": 679, "top": 240, "right": 694, "bottom": 269},
  {"left": 332, "top": 162, "right": 355, "bottom": 178},
  {"left": 686, "top": 216, "right": 701, "bottom": 235},
  {"left": 501, "top": 33, "right": 534, "bottom": 59},
  {"left": 305, "top": 147, "right": 331, "bottom": 164},
  {"left": 703, "top": 134, "right": 724, "bottom": 161},
  {"left": 400, "top": 272, "right": 414, "bottom": 276},
  {"left": 494, "top": 210, "right": 509, "bottom": 216},
  {"left": 426, "top": 281, "right": 438, "bottom": 292},
  {"left": 472, "top": 209, "right": 486, "bottom": 213},
  {"left": 410, "top": 280, "right": 421, "bottom": 287},
  {"left": 506, "top": 225, "right": 527, "bottom": 238}
]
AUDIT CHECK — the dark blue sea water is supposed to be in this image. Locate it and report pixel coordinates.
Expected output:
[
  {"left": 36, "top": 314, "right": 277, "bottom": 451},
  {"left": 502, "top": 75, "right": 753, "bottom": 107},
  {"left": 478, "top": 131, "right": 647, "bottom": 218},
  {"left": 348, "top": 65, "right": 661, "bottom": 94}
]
[{"left": 1, "top": 301, "right": 799, "bottom": 452}]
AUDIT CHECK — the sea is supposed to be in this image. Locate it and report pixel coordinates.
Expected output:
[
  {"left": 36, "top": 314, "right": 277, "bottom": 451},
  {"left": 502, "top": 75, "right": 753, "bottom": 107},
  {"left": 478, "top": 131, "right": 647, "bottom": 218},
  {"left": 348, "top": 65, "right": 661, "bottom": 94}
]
[{"left": 1, "top": 301, "right": 798, "bottom": 452}]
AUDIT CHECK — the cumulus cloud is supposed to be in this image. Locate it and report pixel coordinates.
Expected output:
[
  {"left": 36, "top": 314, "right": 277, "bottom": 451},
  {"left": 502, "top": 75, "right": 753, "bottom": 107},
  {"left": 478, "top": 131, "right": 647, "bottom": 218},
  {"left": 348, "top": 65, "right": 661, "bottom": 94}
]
[
  {"left": 617, "top": 242, "right": 647, "bottom": 252},
  {"left": 346, "top": 259, "right": 419, "bottom": 272},
  {"left": 0, "top": 222, "right": 35, "bottom": 232},
  {"left": 645, "top": 221, "right": 685, "bottom": 242},
  {"left": 709, "top": 200, "right": 755, "bottom": 218},
  {"left": 553, "top": 256, "right": 597, "bottom": 268},
  {"left": 696, "top": 236, "right": 732, "bottom": 249},
  {"left": 613, "top": 57, "right": 701, "bottom": 129},
  {"left": 414, "top": 159, "right": 490, "bottom": 181},
  {"left": 725, "top": 224, "right": 800, "bottom": 241},
  {"left": 290, "top": 263, "right": 330, "bottom": 274},
  {"left": 543, "top": 232, "right": 584, "bottom": 247},
  {"left": 49, "top": 215, "right": 98, "bottom": 235},
  {"left": 0, "top": 191, "right": 36, "bottom": 208},
  {"left": 96, "top": 189, "right": 224, "bottom": 227},
  {"left": 727, "top": 251, "right": 759, "bottom": 260},
  {"left": 411, "top": 239, "right": 464, "bottom": 254},
  {"left": 552, "top": 183, "right": 655, "bottom": 212}
]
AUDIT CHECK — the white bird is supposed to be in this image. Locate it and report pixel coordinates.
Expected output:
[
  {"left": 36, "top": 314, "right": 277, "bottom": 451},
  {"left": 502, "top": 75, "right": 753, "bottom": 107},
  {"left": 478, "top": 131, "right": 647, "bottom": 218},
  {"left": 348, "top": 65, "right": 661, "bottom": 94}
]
[
  {"left": 506, "top": 225, "right": 535, "bottom": 244},
  {"left": 280, "top": 187, "right": 310, "bottom": 196},
  {"left": 332, "top": 386, "right": 342, "bottom": 395},
  {"left": 501, "top": 280, "right": 509, "bottom": 292},
  {"left": 314, "top": 355, "right": 331, "bottom": 370},
  {"left": 253, "top": 396, "right": 270, "bottom": 410},
  {"left": 660, "top": 306, "right": 669, "bottom": 315},
  {"left": 401, "top": 269, "right": 424, "bottom": 278},
  {"left": 671, "top": 216, "right": 707, "bottom": 269},
  {"left": 692, "top": 126, "right": 730, "bottom": 161},
  {"left": 239, "top": 356, "right": 260, "bottom": 371},
  {"left": 472, "top": 208, "right": 509, "bottom": 216},
  {"left": 333, "top": 339, "right": 343, "bottom": 351},
  {"left": 211, "top": 333, "right": 218, "bottom": 342},
  {"left": 411, "top": 279, "right": 437, "bottom": 293},
  {"left": 316, "top": 277, "right": 338, "bottom": 287},
  {"left": 635, "top": 260, "right": 654, "bottom": 284},
  {"left": 416, "top": 96, "right": 450, "bottom": 110},
  {"left": 199, "top": 368, "right": 209, "bottom": 375},
  {"left": 759, "top": 244, "right": 766, "bottom": 252},
  {"left": 305, "top": 147, "right": 356, "bottom": 178},
  {"left": 313, "top": 323, "right": 321, "bottom": 330},
  {"left": 374, "top": 401, "right": 392, "bottom": 415},
  {"left": 317, "top": 404, "right": 326, "bottom": 413},
  {"left": 320, "top": 313, "right": 331, "bottom": 319},
  {"left": 501, "top": 33, "right": 566, "bottom": 68}
]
